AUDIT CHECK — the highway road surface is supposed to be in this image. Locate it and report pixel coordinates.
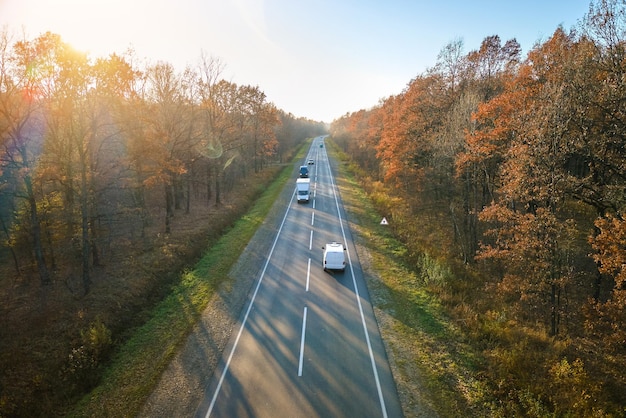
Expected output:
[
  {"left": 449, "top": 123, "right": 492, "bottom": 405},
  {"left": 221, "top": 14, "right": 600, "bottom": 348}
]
[{"left": 195, "top": 136, "right": 403, "bottom": 418}]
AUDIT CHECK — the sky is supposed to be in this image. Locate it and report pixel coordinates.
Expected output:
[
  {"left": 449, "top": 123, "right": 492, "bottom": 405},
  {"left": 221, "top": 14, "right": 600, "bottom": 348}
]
[{"left": 0, "top": 0, "right": 592, "bottom": 123}]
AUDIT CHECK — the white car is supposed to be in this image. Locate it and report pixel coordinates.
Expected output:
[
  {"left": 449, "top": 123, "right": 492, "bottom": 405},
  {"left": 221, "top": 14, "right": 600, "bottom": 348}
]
[{"left": 322, "top": 242, "right": 346, "bottom": 272}]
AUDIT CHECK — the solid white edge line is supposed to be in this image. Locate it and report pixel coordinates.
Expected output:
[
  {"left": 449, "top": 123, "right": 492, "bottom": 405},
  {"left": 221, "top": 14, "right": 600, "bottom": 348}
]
[
  {"left": 298, "top": 306, "right": 308, "bottom": 377},
  {"left": 326, "top": 155, "right": 389, "bottom": 418},
  {"left": 204, "top": 187, "right": 297, "bottom": 418}
]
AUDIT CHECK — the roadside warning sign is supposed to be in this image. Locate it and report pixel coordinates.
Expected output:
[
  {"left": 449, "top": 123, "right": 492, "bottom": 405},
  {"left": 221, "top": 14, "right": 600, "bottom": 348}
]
[{"left": 380, "top": 217, "right": 388, "bottom": 225}]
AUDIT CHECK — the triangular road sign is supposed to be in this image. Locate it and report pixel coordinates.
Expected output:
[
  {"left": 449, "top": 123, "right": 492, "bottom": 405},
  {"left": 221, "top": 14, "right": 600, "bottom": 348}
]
[{"left": 380, "top": 217, "right": 388, "bottom": 225}]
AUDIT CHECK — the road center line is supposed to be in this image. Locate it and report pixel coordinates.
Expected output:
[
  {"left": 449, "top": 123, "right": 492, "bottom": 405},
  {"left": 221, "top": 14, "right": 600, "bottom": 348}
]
[
  {"left": 309, "top": 230, "right": 313, "bottom": 250},
  {"left": 306, "top": 258, "right": 311, "bottom": 292},
  {"left": 298, "top": 306, "right": 308, "bottom": 377},
  {"left": 311, "top": 212, "right": 315, "bottom": 225}
]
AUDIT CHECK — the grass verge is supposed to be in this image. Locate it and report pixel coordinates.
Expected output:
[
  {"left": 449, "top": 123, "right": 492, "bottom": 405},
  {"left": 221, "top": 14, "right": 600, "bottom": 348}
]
[
  {"left": 70, "top": 137, "right": 485, "bottom": 417},
  {"left": 67, "top": 152, "right": 303, "bottom": 417},
  {"left": 328, "top": 141, "right": 490, "bottom": 417}
]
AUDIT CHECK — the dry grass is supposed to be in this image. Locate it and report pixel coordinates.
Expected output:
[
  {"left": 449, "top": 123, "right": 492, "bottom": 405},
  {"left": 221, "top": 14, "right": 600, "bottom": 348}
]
[
  {"left": 330, "top": 146, "right": 491, "bottom": 417},
  {"left": 329, "top": 141, "right": 626, "bottom": 417}
]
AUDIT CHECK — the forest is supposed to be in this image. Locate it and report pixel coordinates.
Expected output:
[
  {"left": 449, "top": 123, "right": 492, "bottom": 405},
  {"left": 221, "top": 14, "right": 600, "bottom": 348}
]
[
  {"left": 0, "top": 29, "right": 325, "bottom": 415},
  {"left": 330, "top": 0, "right": 626, "bottom": 415}
]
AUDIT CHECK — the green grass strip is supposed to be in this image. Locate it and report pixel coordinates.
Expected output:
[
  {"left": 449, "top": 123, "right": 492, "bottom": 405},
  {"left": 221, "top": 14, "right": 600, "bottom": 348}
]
[
  {"left": 68, "top": 143, "right": 310, "bottom": 417},
  {"left": 327, "top": 141, "right": 488, "bottom": 416}
]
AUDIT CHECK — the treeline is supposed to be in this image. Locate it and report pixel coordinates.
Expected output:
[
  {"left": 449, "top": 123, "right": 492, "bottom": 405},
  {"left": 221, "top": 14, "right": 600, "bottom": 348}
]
[
  {"left": 331, "top": 0, "right": 625, "bottom": 415},
  {"left": 0, "top": 30, "right": 325, "bottom": 295},
  {"left": 0, "top": 29, "right": 325, "bottom": 415}
]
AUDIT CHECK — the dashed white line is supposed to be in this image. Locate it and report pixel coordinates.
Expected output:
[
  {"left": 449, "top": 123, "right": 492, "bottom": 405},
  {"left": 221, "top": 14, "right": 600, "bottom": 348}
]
[
  {"left": 306, "top": 258, "right": 311, "bottom": 292},
  {"left": 298, "top": 306, "right": 308, "bottom": 377},
  {"left": 204, "top": 188, "right": 296, "bottom": 418}
]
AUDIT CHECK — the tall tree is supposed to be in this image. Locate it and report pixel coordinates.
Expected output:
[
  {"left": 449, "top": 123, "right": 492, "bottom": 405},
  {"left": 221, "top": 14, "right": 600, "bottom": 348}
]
[
  {"left": 376, "top": 73, "right": 446, "bottom": 198},
  {"left": 436, "top": 37, "right": 465, "bottom": 91},
  {"left": 589, "top": 214, "right": 626, "bottom": 350},
  {"left": 35, "top": 35, "right": 103, "bottom": 293},
  {"left": 469, "top": 28, "right": 583, "bottom": 335},
  {"left": 141, "top": 62, "right": 194, "bottom": 233},
  {"left": 1, "top": 31, "right": 53, "bottom": 285}
]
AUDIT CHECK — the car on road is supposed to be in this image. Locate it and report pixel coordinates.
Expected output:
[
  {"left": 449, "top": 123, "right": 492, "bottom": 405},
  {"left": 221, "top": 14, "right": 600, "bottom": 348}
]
[
  {"left": 307, "top": 159, "right": 314, "bottom": 165},
  {"left": 299, "top": 165, "right": 309, "bottom": 178},
  {"left": 322, "top": 242, "right": 346, "bottom": 272}
]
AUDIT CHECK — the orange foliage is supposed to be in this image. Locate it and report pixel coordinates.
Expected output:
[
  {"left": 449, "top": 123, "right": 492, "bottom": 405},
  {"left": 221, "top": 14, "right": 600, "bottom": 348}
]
[
  {"left": 376, "top": 74, "right": 445, "bottom": 187},
  {"left": 591, "top": 215, "right": 626, "bottom": 303}
]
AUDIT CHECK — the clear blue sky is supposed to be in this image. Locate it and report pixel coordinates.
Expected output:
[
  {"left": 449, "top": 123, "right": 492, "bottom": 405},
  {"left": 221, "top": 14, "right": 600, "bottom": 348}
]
[{"left": 0, "top": 0, "right": 592, "bottom": 122}]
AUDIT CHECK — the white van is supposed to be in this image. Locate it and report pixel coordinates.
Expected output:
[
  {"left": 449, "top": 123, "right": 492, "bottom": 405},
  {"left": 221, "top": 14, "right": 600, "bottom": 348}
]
[
  {"left": 296, "top": 178, "right": 310, "bottom": 203},
  {"left": 322, "top": 242, "right": 346, "bottom": 272}
]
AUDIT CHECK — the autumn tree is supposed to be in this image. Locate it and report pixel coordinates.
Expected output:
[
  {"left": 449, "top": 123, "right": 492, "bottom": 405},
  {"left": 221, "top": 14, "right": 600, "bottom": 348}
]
[
  {"left": 376, "top": 74, "right": 447, "bottom": 198},
  {"left": 139, "top": 62, "right": 196, "bottom": 233},
  {"left": 1, "top": 31, "right": 52, "bottom": 285},
  {"left": 194, "top": 54, "right": 225, "bottom": 204},
  {"left": 337, "top": 107, "right": 383, "bottom": 176},
  {"left": 588, "top": 214, "right": 626, "bottom": 350},
  {"left": 328, "top": 2, "right": 626, "bottom": 411},
  {"left": 435, "top": 37, "right": 465, "bottom": 92},
  {"left": 274, "top": 110, "right": 298, "bottom": 162},
  {"left": 577, "top": 2, "right": 626, "bottom": 206},
  {"left": 579, "top": 0, "right": 626, "bottom": 348},
  {"left": 237, "top": 85, "right": 279, "bottom": 173},
  {"left": 17, "top": 35, "right": 130, "bottom": 294},
  {"left": 254, "top": 101, "right": 280, "bottom": 170},
  {"left": 465, "top": 34, "right": 521, "bottom": 98},
  {"left": 89, "top": 52, "right": 144, "bottom": 248},
  {"left": 468, "top": 28, "right": 590, "bottom": 335}
]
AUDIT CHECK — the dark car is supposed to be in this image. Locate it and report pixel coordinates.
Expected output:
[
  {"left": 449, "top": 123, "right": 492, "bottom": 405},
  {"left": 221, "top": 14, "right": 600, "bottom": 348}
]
[{"left": 299, "top": 165, "right": 309, "bottom": 178}]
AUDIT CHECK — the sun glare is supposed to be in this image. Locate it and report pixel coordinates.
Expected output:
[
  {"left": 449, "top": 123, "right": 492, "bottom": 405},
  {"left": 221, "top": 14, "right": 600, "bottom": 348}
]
[{"left": 7, "top": 0, "right": 147, "bottom": 59}]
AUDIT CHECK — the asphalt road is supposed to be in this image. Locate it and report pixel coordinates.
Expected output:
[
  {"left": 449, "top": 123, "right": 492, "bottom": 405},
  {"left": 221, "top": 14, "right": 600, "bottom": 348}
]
[{"left": 195, "top": 137, "right": 403, "bottom": 418}]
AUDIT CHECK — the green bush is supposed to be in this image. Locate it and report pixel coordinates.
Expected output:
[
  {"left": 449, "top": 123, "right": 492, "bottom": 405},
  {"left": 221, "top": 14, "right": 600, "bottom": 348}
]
[{"left": 62, "top": 320, "right": 112, "bottom": 392}]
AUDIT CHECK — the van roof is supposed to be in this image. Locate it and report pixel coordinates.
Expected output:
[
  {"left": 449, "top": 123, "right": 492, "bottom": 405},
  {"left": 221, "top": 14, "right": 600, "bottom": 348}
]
[{"left": 325, "top": 242, "right": 344, "bottom": 252}]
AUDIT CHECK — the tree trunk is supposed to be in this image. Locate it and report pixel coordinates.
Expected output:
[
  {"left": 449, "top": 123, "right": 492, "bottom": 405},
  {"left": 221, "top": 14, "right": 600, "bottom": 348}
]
[
  {"left": 206, "top": 163, "right": 212, "bottom": 205},
  {"left": 550, "top": 283, "right": 561, "bottom": 336},
  {"left": 81, "top": 210, "right": 90, "bottom": 294},
  {"left": 174, "top": 176, "right": 183, "bottom": 210},
  {"left": 215, "top": 165, "right": 221, "bottom": 207},
  {"left": 186, "top": 174, "right": 191, "bottom": 214},
  {"left": 25, "top": 176, "right": 50, "bottom": 285},
  {"left": 165, "top": 183, "right": 174, "bottom": 234},
  {"left": 0, "top": 215, "right": 21, "bottom": 276},
  {"left": 80, "top": 162, "right": 91, "bottom": 295}
]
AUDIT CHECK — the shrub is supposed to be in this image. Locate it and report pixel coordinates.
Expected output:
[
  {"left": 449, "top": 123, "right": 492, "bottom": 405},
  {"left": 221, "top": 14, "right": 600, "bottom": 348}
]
[
  {"left": 62, "top": 320, "right": 113, "bottom": 393},
  {"left": 549, "top": 357, "right": 601, "bottom": 416}
]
